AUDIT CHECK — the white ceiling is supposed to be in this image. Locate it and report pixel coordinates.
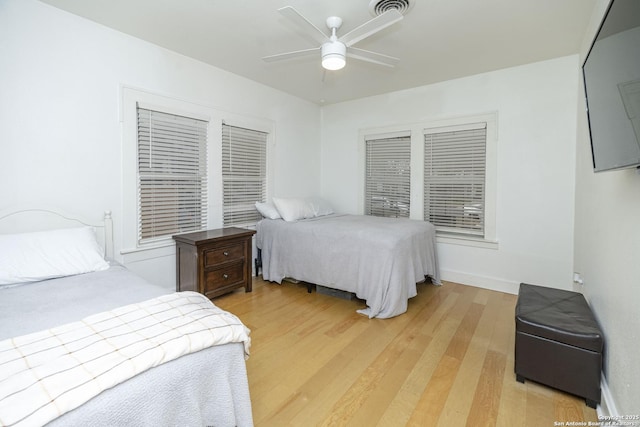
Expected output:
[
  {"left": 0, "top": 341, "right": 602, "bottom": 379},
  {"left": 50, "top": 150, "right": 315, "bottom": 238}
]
[{"left": 40, "top": 0, "right": 597, "bottom": 105}]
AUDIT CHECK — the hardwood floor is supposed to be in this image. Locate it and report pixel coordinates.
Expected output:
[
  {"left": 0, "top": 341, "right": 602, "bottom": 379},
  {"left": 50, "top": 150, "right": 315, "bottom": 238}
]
[{"left": 215, "top": 277, "right": 599, "bottom": 427}]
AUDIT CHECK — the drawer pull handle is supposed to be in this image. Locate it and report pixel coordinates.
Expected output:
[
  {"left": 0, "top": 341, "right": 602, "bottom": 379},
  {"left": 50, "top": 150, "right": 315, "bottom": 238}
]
[
  {"left": 223, "top": 251, "right": 229, "bottom": 256},
  {"left": 223, "top": 274, "right": 229, "bottom": 279}
]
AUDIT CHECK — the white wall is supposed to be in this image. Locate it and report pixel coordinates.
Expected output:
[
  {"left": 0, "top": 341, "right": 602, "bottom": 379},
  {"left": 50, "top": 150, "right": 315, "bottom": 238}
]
[
  {"left": 2, "top": 0, "right": 636, "bottom": 417},
  {"left": 0, "top": 0, "right": 321, "bottom": 290},
  {"left": 321, "top": 56, "right": 580, "bottom": 294},
  {"left": 574, "top": 0, "right": 640, "bottom": 416}
]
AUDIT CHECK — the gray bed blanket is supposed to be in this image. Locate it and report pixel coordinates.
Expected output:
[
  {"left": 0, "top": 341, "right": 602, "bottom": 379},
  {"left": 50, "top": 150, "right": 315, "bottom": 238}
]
[
  {"left": 0, "top": 264, "right": 253, "bottom": 427},
  {"left": 256, "top": 214, "right": 440, "bottom": 318}
]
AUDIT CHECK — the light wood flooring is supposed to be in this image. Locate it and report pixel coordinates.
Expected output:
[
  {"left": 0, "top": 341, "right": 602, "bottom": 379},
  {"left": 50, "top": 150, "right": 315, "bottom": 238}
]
[{"left": 215, "top": 277, "right": 599, "bottom": 427}]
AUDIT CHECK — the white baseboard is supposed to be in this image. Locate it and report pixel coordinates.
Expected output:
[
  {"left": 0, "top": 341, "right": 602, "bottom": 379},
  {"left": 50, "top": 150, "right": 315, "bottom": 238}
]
[
  {"left": 597, "top": 376, "right": 619, "bottom": 419},
  {"left": 440, "top": 269, "right": 520, "bottom": 295}
]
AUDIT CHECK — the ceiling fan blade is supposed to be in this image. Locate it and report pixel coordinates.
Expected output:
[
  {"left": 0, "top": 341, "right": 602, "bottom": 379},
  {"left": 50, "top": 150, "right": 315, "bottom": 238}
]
[
  {"left": 339, "top": 9, "right": 403, "bottom": 47},
  {"left": 262, "top": 47, "right": 319, "bottom": 63},
  {"left": 347, "top": 47, "right": 400, "bottom": 68},
  {"left": 278, "top": 6, "right": 329, "bottom": 45}
]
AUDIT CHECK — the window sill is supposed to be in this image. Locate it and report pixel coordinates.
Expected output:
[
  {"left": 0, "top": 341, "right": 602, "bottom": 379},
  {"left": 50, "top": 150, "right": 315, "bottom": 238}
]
[
  {"left": 120, "top": 241, "right": 176, "bottom": 263},
  {"left": 436, "top": 234, "right": 499, "bottom": 250}
]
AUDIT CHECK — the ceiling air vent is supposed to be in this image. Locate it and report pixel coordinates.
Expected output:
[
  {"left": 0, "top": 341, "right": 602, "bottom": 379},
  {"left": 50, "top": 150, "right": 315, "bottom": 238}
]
[{"left": 368, "top": 0, "right": 414, "bottom": 17}]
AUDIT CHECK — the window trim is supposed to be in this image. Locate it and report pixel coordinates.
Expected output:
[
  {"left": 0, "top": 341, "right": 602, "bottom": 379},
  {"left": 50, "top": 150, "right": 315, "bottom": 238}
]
[
  {"left": 122, "top": 88, "right": 217, "bottom": 255},
  {"left": 423, "top": 113, "right": 498, "bottom": 245}
]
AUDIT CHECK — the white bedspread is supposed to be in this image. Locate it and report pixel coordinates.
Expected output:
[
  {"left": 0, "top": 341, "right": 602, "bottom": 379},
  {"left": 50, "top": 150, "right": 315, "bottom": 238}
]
[
  {"left": 257, "top": 214, "right": 440, "bottom": 319},
  {"left": 0, "top": 291, "right": 250, "bottom": 427}
]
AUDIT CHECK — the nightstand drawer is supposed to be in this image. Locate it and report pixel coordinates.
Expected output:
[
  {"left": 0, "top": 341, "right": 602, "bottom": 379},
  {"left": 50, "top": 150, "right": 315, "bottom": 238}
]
[
  {"left": 204, "top": 262, "right": 245, "bottom": 294},
  {"left": 204, "top": 243, "right": 245, "bottom": 267}
]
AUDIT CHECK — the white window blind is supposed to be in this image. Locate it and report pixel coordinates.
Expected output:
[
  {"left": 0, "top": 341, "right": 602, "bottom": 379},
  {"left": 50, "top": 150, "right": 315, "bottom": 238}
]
[
  {"left": 423, "top": 123, "right": 486, "bottom": 236},
  {"left": 137, "top": 106, "right": 208, "bottom": 244},
  {"left": 364, "top": 134, "right": 411, "bottom": 218},
  {"left": 222, "top": 124, "right": 267, "bottom": 226}
]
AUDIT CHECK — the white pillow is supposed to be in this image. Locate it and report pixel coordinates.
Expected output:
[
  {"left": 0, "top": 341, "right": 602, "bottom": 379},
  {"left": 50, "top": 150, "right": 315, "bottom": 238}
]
[
  {"left": 0, "top": 227, "right": 110, "bottom": 285},
  {"left": 255, "top": 202, "right": 281, "bottom": 220},
  {"left": 307, "top": 197, "right": 334, "bottom": 217},
  {"left": 272, "top": 197, "right": 314, "bottom": 222}
]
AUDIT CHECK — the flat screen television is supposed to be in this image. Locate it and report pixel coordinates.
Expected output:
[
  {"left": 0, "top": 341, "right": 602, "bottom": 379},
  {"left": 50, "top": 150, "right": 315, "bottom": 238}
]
[{"left": 582, "top": 0, "right": 640, "bottom": 172}]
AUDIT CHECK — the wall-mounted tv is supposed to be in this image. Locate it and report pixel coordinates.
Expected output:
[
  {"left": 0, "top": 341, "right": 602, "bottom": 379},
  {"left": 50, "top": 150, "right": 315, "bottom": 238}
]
[{"left": 582, "top": 0, "right": 640, "bottom": 172}]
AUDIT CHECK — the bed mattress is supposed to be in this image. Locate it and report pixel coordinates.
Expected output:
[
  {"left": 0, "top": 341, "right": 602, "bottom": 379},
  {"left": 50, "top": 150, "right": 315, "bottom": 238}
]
[
  {"left": 0, "top": 263, "right": 254, "bottom": 427},
  {"left": 257, "top": 214, "right": 440, "bottom": 318}
]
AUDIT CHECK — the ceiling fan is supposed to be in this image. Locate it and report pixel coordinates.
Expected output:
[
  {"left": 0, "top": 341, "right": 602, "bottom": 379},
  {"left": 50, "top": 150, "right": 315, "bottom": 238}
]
[{"left": 262, "top": 6, "right": 404, "bottom": 71}]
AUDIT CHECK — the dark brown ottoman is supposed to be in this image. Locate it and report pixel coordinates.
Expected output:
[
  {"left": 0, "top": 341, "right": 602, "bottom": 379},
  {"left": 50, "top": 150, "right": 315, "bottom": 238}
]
[{"left": 515, "top": 283, "right": 603, "bottom": 408}]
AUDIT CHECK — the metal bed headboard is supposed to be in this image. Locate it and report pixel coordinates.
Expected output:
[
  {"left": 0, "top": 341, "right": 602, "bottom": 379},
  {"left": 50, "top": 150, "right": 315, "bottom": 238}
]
[{"left": 0, "top": 207, "right": 114, "bottom": 259}]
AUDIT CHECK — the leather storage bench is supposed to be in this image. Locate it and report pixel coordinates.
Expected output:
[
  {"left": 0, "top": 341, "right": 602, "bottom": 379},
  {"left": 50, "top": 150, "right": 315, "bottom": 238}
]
[{"left": 515, "top": 283, "right": 603, "bottom": 408}]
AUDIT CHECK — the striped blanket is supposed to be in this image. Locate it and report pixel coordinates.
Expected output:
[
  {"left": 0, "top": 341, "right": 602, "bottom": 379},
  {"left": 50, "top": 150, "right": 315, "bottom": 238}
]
[{"left": 0, "top": 291, "right": 251, "bottom": 427}]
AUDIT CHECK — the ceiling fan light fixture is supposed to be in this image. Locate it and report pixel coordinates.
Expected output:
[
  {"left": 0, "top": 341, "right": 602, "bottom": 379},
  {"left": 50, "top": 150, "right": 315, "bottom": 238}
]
[
  {"left": 321, "top": 41, "right": 346, "bottom": 70},
  {"left": 263, "top": 6, "right": 404, "bottom": 71}
]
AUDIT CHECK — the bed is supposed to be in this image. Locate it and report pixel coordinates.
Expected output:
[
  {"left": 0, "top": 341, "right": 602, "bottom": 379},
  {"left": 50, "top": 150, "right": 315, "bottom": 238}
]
[
  {"left": 255, "top": 198, "right": 441, "bottom": 319},
  {"left": 0, "top": 208, "right": 253, "bottom": 427}
]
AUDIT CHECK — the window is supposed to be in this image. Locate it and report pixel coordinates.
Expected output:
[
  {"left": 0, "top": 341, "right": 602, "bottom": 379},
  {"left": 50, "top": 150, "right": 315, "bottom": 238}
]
[
  {"left": 222, "top": 123, "right": 268, "bottom": 226},
  {"left": 364, "top": 133, "right": 411, "bottom": 218},
  {"left": 423, "top": 123, "right": 487, "bottom": 237},
  {"left": 137, "top": 106, "right": 208, "bottom": 244},
  {"left": 359, "top": 112, "right": 496, "bottom": 247}
]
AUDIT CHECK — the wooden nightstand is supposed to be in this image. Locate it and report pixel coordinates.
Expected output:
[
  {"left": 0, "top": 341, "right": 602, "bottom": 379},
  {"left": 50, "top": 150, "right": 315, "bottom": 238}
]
[{"left": 173, "top": 227, "right": 256, "bottom": 299}]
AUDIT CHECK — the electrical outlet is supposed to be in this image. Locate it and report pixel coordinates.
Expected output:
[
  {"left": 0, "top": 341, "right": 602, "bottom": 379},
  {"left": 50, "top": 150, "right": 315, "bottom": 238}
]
[{"left": 573, "top": 272, "right": 584, "bottom": 285}]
